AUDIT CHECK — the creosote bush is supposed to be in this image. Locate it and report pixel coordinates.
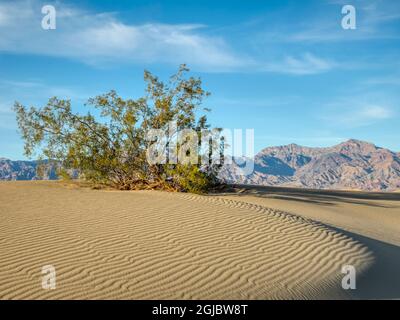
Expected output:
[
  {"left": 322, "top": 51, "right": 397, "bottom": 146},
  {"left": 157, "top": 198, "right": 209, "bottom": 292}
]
[{"left": 14, "top": 65, "right": 222, "bottom": 193}]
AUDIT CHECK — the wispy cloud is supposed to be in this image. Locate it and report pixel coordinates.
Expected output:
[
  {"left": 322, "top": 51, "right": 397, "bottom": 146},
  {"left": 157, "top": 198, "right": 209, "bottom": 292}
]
[
  {"left": 0, "top": 78, "right": 100, "bottom": 135},
  {"left": 0, "top": 0, "right": 337, "bottom": 75},
  {"left": 212, "top": 95, "right": 301, "bottom": 108},
  {"left": 71, "top": 23, "right": 245, "bottom": 70},
  {"left": 322, "top": 102, "right": 395, "bottom": 128},
  {"left": 363, "top": 75, "right": 400, "bottom": 86},
  {"left": 0, "top": 0, "right": 244, "bottom": 71},
  {"left": 262, "top": 53, "right": 335, "bottom": 75},
  {"left": 358, "top": 105, "right": 393, "bottom": 120},
  {"left": 268, "top": 0, "right": 400, "bottom": 43},
  {"left": 0, "top": 78, "right": 93, "bottom": 117},
  {"left": 0, "top": 78, "right": 90, "bottom": 98}
]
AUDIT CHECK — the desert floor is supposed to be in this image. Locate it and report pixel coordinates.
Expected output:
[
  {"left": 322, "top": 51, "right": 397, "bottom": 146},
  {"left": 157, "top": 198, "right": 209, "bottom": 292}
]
[{"left": 0, "top": 181, "right": 399, "bottom": 299}]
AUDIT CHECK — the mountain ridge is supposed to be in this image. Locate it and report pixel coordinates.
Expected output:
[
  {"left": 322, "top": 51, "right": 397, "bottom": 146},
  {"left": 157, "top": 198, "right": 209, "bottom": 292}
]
[
  {"left": 2, "top": 139, "right": 400, "bottom": 191},
  {"left": 0, "top": 158, "right": 58, "bottom": 181},
  {"left": 219, "top": 139, "right": 400, "bottom": 192}
]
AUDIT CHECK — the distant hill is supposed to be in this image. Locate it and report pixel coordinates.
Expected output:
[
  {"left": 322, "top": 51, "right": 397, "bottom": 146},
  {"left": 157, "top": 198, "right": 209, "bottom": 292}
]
[
  {"left": 219, "top": 139, "right": 400, "bottom": 192},
  {"left": 2, "top": 139, "right": 400, "bottom": 191},
  {"left": 0, "top": 158, "right": 58, "bottom": 180}
]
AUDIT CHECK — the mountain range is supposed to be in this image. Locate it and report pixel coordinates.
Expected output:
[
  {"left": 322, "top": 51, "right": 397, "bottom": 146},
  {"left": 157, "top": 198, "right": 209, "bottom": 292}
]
[
  {"left": 0, "top": 158, "right": 57, "bottom": 181},
  {"left": 219, "top": 139, "right": 400, "bottom": 192},
  {"left": 2, "top": 139, "right": 400, "bottom": 191}
]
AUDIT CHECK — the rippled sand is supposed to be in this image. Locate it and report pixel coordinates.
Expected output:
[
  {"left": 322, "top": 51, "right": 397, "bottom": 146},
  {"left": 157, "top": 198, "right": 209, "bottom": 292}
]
[{"left": 0, "top": 182, "right": 379, "bottom": 299}]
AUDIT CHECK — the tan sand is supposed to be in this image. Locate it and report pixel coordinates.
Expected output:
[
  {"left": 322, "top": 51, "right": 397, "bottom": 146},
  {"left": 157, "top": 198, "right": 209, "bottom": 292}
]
[
  {"left": 0, "top": 181, "right": 385, "bottom": 299},
  {"left": 218, "top": 185, "right": 400, "bottom": 299}
]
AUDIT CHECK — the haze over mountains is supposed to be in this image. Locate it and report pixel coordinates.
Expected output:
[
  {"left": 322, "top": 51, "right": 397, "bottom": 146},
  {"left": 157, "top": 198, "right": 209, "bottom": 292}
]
[
  {"left": 1, "top": 139, "right": 400, "bottom": 191},
  {"left": 219, "top": 139, "right": 400, "bottom": 192}
]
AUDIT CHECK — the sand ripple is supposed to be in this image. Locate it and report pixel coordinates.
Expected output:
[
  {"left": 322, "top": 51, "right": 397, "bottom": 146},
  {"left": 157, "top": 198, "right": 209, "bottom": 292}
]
[{"left": 0, "top": 182, "right": 373, "bottom": 299}]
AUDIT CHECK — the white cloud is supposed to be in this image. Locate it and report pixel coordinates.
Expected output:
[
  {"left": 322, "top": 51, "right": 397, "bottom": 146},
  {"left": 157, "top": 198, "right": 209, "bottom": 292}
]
[
  {"left": 359, "top": 105, "right": 392, "bottom": 120},
  {"left": 322, "top": 101, "right": 395, "bottom": 128},
  {"left": 0, "top": 0, "right": 335, "bottom": 75},
  {"left": 69, "top": 23, "right": 245, "bottom": 70},
  {"left": 266, "top": 53, "right": 334, "bottom": 75},
  {"left": 0, "top": 0, "right": 244, "bottom": 71},
  {"left": 275, "top": 0, "right": 400, "bottom": 43}
]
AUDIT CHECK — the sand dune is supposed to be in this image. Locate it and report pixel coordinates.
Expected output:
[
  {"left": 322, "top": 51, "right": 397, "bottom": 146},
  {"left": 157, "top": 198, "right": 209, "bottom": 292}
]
[
  {"left": 218, "top": 185, "right": 400, "bottom": 299},
  {"left": 0, "top": 182, "right": 377, "bottom": 299}
]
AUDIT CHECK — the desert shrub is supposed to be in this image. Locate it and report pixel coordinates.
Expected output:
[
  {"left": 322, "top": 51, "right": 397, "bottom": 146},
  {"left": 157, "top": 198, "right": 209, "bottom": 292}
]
[{"left": 14, "top": 65, "right": 223, "bottom": 193}]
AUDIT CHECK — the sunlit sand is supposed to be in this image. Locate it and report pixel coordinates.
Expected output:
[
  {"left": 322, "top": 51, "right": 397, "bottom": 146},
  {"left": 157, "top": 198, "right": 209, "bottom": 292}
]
[{"left": 1, "top": 181, "right": 399, "bottom": 299}]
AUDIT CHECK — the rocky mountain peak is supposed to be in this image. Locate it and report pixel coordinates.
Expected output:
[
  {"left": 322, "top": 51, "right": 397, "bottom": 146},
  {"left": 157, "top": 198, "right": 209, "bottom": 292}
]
[{"left": 220, "top": 139, "right": 400, "bottom": 192}]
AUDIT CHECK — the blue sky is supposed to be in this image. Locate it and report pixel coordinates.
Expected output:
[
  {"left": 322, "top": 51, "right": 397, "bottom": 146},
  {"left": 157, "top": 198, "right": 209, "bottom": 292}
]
[{"left": 0, "top": 0, "right": 399, "bottom": 159}]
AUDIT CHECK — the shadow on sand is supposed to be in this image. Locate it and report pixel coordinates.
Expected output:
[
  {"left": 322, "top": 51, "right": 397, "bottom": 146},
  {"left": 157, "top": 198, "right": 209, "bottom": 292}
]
[
  {"left": 219, "top": 184, "right": 400, "bottom": 208},
  {"left": 332, "top": 226, "right": 400, "bottom": 300},
  {"left": 215, "top": 184, "right": 400, "bottom": 299}
]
